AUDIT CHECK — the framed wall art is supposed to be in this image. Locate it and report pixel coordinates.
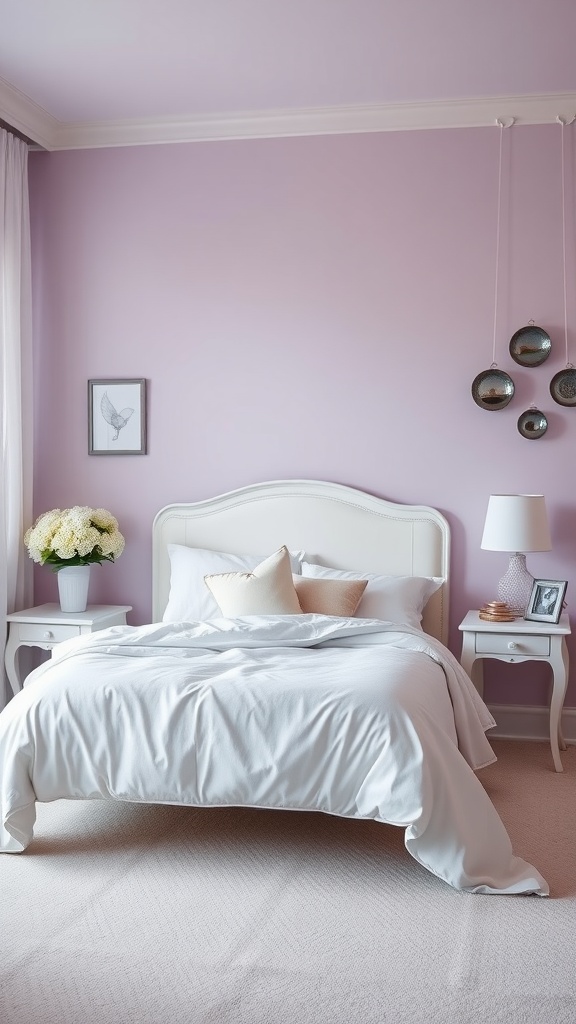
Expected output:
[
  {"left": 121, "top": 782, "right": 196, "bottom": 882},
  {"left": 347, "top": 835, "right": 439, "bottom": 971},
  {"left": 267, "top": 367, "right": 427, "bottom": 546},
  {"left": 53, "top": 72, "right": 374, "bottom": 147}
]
[
  {"left": 524, "top": 579, "right": 567, "bottom": 624},
  {"left": 88, "top": 378, "right": 147, "bottom": 455}
]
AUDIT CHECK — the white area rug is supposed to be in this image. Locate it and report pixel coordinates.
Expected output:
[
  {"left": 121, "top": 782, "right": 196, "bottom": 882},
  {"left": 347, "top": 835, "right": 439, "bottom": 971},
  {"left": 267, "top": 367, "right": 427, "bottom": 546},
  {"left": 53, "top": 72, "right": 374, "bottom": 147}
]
[{"left": 1, "top": 740, "right": 574, "bottom": 1024}]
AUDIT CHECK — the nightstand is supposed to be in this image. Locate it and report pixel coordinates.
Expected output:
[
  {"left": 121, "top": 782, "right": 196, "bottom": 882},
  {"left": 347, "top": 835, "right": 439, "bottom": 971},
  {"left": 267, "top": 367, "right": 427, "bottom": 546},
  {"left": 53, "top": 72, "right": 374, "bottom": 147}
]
[
  {"left": 458, "top": 610, "right": 571, "bottom": 772},
  {"left": 5, "top": 603, "right": 132, "bottom": 695}
]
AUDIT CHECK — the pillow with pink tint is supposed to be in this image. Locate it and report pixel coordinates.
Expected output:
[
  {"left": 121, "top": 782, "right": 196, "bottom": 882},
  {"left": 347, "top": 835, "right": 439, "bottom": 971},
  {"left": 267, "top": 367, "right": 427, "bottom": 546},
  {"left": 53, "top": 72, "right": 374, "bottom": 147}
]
[{"left": 300, "top": 562, "right": 443, "bottom": 629}]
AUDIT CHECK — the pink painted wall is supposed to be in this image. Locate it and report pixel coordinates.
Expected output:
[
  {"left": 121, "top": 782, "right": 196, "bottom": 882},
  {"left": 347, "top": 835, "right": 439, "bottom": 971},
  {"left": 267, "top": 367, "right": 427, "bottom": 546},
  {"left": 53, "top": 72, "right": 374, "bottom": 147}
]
[{"left": 28, "top": 124, "right": 576, "bottom": 706}]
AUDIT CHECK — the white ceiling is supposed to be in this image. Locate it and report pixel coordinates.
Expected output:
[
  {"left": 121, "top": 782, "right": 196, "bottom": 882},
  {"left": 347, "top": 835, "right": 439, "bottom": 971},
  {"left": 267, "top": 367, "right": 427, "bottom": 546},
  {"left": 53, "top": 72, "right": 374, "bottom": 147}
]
[{"left": 2, "top": 0, "right": 576, "bottom": 149}]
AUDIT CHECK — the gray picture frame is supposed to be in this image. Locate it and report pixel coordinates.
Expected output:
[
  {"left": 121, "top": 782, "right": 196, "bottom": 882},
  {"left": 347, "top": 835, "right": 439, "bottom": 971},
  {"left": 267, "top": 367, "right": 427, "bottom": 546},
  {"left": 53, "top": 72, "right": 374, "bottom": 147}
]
[
  {"left": 88, "top": 378, "right": 147, "bottom": 455},
  {"left": 524, "top": 579, "right": 567, "bottom": 623}
]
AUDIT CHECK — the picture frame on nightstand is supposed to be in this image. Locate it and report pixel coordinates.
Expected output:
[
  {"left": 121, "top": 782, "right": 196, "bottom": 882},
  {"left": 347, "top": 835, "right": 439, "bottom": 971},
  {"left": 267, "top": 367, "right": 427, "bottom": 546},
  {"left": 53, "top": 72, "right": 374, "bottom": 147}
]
[{"left": 525, "top": 579, "right": 567, "bottom": 624}]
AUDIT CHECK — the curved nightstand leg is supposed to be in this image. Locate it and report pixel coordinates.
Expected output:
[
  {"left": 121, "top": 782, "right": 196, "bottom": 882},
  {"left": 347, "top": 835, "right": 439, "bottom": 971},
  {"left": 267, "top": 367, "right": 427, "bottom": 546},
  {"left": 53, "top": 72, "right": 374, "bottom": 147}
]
[
  {"left": 548, "top": 638, "right": 569, "bottom": 772},
  {"left": 469, "top": 659, "right": 484, "bottom": 695},
  {"left": 4, "top": 632, "right": 22, "bottom": 696},
  {"left": 460, "top": 635, "right": 484, "bottom": 697},
  {"left": 557, "top": 639, "right": 569, "bottom": 752}
]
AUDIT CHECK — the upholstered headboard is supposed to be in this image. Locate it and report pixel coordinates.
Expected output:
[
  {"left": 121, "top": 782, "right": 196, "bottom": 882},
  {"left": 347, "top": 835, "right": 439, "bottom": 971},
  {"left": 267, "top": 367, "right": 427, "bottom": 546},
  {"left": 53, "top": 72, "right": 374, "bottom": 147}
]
[{"left": 152, "top": 479, "right": 450, "bottom": 644}]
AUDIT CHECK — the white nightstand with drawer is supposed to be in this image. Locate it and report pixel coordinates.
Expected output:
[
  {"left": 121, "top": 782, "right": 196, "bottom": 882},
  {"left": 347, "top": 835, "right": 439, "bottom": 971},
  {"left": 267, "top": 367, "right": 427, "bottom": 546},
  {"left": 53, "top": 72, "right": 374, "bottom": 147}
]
[
  {"left": 458, "top": 610, "right": 571, "bottom": 772},
  {"left": 5, "top": 603, "right": 132, "bottom": 695}
]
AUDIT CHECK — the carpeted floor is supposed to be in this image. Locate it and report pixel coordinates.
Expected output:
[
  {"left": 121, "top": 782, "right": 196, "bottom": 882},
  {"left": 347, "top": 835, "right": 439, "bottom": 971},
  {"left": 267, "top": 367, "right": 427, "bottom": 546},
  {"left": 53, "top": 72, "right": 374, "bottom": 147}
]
[{"left": 0, "top": 740, "right": 574, "bottom": 1024}]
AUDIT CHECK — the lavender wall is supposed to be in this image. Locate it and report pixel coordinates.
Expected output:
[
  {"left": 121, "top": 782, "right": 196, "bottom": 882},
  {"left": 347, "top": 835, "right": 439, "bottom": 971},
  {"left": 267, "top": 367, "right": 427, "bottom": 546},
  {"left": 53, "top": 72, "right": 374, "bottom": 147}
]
[{"left": 28, "top": 124, "right": 576, "bottom": 706}]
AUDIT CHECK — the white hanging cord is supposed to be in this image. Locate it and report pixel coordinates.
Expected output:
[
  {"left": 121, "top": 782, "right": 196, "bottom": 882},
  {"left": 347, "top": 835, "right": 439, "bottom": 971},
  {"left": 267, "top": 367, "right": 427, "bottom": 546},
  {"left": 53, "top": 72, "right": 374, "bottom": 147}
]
[
  {"left": 491, "top": 118, "right": 514, "bottom": 367},
  {"left": 556, "top": 115, "right": 575, "bottom": 368}
]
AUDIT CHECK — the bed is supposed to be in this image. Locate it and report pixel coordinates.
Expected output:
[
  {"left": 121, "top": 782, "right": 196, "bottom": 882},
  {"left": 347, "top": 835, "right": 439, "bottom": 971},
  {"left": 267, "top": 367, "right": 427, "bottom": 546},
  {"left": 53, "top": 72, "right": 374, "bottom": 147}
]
[{"left": 0, "top": 479, "right": 548, "bottom": 895}]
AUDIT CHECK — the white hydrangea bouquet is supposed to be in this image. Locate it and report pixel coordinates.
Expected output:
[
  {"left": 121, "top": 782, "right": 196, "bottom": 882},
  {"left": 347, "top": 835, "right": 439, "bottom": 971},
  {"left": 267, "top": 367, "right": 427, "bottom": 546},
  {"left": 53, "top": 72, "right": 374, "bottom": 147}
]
[{"left": 24, "top": 506, "right": 125, "bottom": 570}]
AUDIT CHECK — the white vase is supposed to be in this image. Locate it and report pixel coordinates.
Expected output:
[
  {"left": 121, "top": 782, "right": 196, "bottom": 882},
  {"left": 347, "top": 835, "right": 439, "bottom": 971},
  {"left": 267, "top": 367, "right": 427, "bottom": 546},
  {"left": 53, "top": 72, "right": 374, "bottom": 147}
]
[{"left": 57, "top": 565, "right": 91, "bottom": 613}]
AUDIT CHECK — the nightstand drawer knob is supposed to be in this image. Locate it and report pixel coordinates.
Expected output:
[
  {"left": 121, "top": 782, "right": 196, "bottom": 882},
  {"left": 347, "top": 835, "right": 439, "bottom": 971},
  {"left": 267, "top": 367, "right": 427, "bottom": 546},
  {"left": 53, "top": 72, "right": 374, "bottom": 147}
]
[
  {"left": 43, "top": 630, "right": 54, "bottom": 640},
  {"left": 507, "top": 641, "right": 518, "bottom": 650}
]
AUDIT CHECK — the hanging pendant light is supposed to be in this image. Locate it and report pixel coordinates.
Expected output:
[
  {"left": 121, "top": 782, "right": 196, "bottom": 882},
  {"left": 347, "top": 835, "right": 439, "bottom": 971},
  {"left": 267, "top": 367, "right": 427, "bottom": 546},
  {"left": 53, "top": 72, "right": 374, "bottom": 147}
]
[
  {"left": 472, "top": 118, "right": 516, "bottom": 411},
  {"left": 550, "top": 115, "right": 576, "bottom": 406}
]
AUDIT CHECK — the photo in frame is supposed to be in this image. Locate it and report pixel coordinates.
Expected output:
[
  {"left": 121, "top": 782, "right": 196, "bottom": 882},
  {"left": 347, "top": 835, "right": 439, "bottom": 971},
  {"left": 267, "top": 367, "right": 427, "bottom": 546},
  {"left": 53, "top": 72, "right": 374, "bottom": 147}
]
[
  {"left": 524, "top": 579, "right": 567, "bottom": 623},
  {"left": 88, "top": 379, "right": 147, "bottom": 455}
]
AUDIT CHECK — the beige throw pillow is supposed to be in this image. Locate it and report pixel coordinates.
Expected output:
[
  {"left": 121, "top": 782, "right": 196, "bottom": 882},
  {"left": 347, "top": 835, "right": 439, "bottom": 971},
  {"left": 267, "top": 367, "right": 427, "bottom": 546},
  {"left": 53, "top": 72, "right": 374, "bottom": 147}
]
[
  {"left": 204, "top": 545, "right": 302, "bottom": 616},
  {"left": 300, "top": 562, "right": 443, "bottom": 628},
  {"left": 293, "top": 576, "right": 368, "bottom": 616}
]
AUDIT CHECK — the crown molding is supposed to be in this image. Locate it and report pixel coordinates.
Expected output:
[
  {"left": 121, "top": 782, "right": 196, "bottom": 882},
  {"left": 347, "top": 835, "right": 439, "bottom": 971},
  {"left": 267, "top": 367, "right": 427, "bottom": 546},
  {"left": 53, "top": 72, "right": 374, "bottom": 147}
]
[
  {"left": 0, "top": 77, "right": 59, "bottom": 150},
  {"left": 1, "top": 77, "right": 576, "bottom": 151}
]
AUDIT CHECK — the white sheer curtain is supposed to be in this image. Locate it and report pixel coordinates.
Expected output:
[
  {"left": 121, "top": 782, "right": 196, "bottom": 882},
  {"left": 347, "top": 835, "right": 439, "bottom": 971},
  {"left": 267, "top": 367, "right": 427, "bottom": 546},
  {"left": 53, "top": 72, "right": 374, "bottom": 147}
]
[{"left": 0, "top": 128, "right": 33, "bottom": 709}]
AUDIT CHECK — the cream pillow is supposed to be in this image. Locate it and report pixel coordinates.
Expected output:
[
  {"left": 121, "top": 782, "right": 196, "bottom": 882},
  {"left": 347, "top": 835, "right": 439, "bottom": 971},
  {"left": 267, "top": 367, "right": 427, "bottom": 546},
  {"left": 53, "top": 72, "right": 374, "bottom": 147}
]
[
  {"left": 204, "top": 546, "right": 302, "bottom": 616},
  {"left": 162, "top": 543, "right": 304, "bottom": 622},
  {"left": 293, "top": 576, "right": 368, "bottom": 616}
]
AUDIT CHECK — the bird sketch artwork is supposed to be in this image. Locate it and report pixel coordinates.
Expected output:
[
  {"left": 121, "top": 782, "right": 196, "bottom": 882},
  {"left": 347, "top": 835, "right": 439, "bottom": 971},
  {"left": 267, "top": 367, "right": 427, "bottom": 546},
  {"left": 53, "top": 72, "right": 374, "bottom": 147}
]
[
  {"left": 89, "top": 379, "right": 145, "bottom": 454},
  {"left": 100, "top": 392, "right": 134, "bottom": 441}
]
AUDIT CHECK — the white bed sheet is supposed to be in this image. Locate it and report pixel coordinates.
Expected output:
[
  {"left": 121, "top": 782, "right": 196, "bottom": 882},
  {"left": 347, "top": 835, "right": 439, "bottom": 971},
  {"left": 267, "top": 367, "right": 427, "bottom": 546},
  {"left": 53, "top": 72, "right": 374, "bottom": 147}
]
[{"left": 0, "top": 615, "right": 548, "bottom": 895}]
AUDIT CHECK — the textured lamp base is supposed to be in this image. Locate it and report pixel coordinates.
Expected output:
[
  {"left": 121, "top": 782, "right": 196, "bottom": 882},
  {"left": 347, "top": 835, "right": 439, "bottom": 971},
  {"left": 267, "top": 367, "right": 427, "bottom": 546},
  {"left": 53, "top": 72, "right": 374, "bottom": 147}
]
[{"left": 497, "top": 553, "right": 534, "bottom": 615}]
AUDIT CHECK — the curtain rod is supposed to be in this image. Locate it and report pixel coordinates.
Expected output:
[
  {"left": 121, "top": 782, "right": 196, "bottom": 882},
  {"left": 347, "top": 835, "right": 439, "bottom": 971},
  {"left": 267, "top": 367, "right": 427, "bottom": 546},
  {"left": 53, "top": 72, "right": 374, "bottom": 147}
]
[{"left": 0, "top": 118, "right": 39, "bottom": 147}]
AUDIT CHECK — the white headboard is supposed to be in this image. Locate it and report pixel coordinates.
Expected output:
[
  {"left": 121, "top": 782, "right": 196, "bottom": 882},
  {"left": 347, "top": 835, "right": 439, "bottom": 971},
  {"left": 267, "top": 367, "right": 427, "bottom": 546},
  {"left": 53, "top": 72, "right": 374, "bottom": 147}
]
[{"left": 152, "top": 479, "right": 450, "bottom": 645}]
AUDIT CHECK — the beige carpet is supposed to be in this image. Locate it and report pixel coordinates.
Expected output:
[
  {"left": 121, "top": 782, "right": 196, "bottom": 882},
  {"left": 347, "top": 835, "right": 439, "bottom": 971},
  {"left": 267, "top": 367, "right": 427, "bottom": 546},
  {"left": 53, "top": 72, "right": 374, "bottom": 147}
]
[{"left": 1, "top": 740, "right": 574, "bottom": 1024}]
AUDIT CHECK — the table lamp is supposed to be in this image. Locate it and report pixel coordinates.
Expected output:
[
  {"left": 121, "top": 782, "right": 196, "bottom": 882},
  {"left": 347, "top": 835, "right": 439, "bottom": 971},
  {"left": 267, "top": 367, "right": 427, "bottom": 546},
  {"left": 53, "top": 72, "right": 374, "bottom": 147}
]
[{"left": 480, "top": 494, "right": 552, "bottom": 614}]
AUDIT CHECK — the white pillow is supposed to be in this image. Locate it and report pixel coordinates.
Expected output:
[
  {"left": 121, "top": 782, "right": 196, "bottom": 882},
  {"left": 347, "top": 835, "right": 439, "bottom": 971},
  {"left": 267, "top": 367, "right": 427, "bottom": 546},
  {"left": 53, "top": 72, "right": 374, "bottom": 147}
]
[
  {"left": 205, "top": 546, "right": 302, "bottom": 616},
  {"left": 162, "top": 544, "right": 304, "bottom": 622},
  {"left": 293, "top": 576, "right": 368, "bottom": 617},
  {"left": 300, "top": 562, "right": 443, "bottom": 629}
]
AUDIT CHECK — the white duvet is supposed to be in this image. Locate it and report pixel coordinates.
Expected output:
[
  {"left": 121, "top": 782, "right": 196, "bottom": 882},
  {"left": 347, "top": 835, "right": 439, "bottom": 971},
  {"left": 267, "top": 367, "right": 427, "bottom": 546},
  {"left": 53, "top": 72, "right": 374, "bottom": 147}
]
[{"left": 0, "top": 614, "right": 548, "bottom": 895}]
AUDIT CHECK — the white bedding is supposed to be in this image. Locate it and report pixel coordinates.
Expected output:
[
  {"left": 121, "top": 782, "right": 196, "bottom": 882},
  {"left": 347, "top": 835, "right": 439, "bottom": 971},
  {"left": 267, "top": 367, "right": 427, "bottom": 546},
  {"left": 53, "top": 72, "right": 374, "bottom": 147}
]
[{"left": 0, "top": 614, "right": 548, "bottom": 895}]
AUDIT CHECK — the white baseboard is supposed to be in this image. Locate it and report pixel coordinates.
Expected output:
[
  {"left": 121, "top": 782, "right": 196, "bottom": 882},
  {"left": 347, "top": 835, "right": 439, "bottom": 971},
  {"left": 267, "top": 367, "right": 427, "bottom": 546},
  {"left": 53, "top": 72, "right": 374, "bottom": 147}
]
[{"left": 487, "top": 703, "right": 576, "bottom": 744}]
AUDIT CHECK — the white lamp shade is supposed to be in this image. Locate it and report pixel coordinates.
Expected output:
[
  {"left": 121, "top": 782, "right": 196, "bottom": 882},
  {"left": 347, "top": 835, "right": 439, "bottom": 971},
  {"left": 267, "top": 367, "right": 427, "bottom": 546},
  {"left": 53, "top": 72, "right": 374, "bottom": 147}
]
[{"left": 481, "top": 494, "right": 552, "bottom": 553}]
